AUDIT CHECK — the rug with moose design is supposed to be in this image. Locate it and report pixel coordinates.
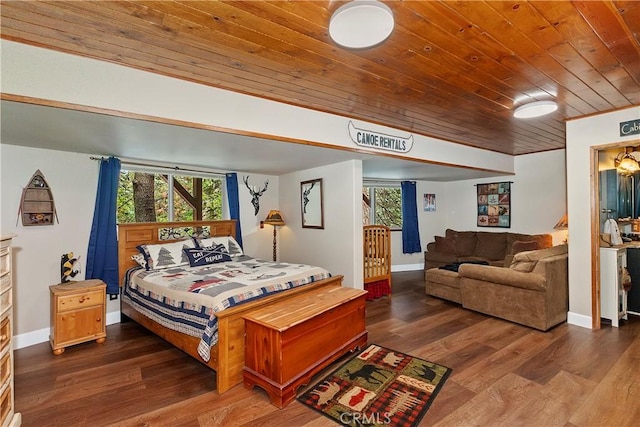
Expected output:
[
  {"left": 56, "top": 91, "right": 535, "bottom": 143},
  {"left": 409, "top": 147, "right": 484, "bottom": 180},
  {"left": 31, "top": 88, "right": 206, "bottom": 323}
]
[{"left": 297, "top": 344, "right": 451, "bottom": 427}]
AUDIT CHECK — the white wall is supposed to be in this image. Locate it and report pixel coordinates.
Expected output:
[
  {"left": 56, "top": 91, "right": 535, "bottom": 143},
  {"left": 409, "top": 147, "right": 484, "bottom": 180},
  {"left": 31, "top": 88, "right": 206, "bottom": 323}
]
[
  {"left": 0, "top": 143, "right": 279, "bottom": 347},
  {"left": 2, "top": 39, "right": 514, "bottom": 176},
  {"left": 279, "top": 160, "right": 363, "bottom": 289},
  {"left": 440, "top": 150, "right": 567, "bottom": 244},
  {"left": 566, "top": 106, "right": 640, "bottom": 328}
]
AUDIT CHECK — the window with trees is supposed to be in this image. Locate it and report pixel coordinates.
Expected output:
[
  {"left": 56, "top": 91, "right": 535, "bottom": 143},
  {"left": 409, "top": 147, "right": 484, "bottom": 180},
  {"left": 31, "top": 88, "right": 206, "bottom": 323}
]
[
  {"left": 117, "top": 169, "right": 224, "bottom": 223},
  {"left": 362, "top": 185, "right": 402, "bottom": 229}
]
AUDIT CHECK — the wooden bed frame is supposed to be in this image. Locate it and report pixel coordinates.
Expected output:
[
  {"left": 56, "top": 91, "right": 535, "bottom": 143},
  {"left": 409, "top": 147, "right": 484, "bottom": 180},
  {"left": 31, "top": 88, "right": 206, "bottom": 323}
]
[
  {"left": 363, "top": 225, "right": 392, "bottom": 298},
  {"left": 118, "top": 220, "right": 343, "bottom": 394}
]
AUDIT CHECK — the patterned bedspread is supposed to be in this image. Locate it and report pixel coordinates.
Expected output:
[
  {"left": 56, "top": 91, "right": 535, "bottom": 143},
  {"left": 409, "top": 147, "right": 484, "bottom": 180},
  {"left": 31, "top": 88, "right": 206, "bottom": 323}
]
[{"left": 121, "top": 255, "right": 331, "bottom": 361}]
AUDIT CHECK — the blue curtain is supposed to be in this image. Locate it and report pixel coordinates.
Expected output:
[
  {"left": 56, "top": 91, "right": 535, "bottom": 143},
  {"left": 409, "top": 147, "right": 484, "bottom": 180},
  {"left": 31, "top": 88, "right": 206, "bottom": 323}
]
[
  {"left": 401, "top": 181, "right": 422, "bottom": 254},
  {"left": 86, "top": 157, "right": 121, "bottom": 295},
  {"left": 226, "top": 173, "right": 243, "bottom": 248}
]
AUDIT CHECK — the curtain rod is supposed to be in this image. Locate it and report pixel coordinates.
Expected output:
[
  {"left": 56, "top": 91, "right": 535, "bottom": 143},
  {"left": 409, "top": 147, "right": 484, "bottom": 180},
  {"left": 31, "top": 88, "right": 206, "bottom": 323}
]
[{"left": 90, "top": 156, "right": 226, "bottom": 176}]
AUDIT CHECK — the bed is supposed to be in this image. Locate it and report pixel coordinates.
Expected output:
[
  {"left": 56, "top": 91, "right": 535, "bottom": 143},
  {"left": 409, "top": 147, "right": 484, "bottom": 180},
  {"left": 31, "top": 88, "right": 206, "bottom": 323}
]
[
  {"left": 118, "top": 220, "right": 344, "bottom": 394},
  {"left": 363, "top": 225, "right": 391, "bottom": 300}
]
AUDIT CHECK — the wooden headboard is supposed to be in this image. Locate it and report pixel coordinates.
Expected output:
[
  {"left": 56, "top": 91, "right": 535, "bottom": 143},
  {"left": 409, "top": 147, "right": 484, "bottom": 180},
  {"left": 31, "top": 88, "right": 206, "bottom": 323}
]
[{"left": 117, "top": 220, "right": 237, "bottom": 286}]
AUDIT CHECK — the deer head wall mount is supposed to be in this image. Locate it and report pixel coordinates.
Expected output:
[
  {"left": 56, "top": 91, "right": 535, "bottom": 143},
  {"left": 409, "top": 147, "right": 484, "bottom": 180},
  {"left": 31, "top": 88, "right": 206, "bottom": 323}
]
[{"left": 243, "top": 176, "right": 269, "bottom": 216}]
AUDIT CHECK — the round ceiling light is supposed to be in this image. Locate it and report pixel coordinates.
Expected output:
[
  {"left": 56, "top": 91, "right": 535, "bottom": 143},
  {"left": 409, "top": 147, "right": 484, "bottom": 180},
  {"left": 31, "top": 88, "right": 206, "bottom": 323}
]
[
  {"left": 513, "top": 100, "right": 558, "bottom": 119},
  {"left": 329, "top": 1, "right": 394, "bottom": 49}
]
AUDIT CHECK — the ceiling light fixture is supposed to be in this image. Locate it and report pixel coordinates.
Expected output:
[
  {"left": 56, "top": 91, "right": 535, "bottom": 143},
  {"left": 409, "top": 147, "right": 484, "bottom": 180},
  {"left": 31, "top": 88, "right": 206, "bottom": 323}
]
[
  {"left": 513, "top": 100, "right": 558, "bottom": 119},
  {"left": 615, "top": 150, "right": 640, "bottom": 174},
  {"left": 329, "top": 0, "right": 394, "bottom": 49}
]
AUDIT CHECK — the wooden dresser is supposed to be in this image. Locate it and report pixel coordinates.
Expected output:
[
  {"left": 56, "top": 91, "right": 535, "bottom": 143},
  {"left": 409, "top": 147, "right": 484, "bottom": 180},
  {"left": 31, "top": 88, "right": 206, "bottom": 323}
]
[
  {"left": 243, "top": 286, "right": 367, "bottom": 408},
  {"left": 1, "top": 234, "right": 21, "bottom": 427},
  {"left": 49, "top": 279, "right": 107, "bottom": 355}
]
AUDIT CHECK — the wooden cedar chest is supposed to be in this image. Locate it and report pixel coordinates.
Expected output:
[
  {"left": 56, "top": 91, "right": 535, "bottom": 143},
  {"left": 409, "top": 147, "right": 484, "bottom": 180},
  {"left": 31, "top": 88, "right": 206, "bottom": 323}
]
[{"left": 242, "top": 286, "right": 368, "bottom": 408}]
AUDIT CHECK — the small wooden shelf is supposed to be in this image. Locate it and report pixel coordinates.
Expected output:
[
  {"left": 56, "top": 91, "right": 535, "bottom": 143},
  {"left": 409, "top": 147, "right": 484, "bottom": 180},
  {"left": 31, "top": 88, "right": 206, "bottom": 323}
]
[{"left": 18, "top": 170, "right": 57, "bottom": 226}]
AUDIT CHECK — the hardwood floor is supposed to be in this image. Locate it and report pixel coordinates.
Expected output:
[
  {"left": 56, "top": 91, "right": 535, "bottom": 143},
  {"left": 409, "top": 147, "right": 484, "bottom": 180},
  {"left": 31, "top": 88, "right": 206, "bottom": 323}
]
[{"left": 15, "top": 271, "right": 640, "bottom": 426}]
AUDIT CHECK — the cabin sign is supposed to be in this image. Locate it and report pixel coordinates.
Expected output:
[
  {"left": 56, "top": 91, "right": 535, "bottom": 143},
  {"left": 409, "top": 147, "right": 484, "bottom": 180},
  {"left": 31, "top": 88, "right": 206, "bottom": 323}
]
[{"left": 348, "top": 121, "right": 413, "bottom": 153}]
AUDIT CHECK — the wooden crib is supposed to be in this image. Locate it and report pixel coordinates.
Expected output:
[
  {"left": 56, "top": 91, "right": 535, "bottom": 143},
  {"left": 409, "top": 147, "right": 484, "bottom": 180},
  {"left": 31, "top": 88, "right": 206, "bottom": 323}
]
[{"left": 363, "top": 225, "right": 391, "bottom": 300}]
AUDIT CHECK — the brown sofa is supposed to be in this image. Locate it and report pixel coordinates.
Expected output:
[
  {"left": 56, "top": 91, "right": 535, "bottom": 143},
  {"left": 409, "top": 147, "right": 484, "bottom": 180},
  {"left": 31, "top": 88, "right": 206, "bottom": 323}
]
[
  {"left": 425, "top": 245, "right": 568, "bottom": 331},
  {"left": 424, "top": 229, "right": 553, "bottom": 271}
]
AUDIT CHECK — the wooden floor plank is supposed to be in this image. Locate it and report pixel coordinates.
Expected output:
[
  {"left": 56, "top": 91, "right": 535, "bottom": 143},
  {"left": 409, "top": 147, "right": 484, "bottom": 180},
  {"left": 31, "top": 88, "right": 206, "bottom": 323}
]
[
  {"left": 13, "top": 271, "right": 640, "bottom": 426},
  {"left": 569, "top": 332, "right": 640, "bottom": 426}
]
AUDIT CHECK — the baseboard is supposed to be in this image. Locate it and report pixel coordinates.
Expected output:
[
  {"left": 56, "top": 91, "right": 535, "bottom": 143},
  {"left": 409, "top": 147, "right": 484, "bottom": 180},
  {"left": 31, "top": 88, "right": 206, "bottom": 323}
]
[
  {"left": 13, "top": 310, "right": 121, "bottom": 350},
  {"left": 391, "top": 263, "right": 422, "bottom": 272},
  {"left": 567, "top": 311, "right": 592, "bottom": 329}
]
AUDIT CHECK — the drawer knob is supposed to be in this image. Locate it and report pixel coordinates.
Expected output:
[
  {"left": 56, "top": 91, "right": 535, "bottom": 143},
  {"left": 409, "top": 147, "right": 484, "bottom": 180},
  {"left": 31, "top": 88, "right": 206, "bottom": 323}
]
[{"left": 79, "top": 296, "right": 86, "bottom": 303}]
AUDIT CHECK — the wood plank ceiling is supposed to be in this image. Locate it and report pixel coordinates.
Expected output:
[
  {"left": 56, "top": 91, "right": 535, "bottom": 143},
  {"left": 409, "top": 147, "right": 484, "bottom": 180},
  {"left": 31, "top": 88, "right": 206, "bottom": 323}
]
[{"left": 2, "top": 0, "right": 639, "bottom": 156}]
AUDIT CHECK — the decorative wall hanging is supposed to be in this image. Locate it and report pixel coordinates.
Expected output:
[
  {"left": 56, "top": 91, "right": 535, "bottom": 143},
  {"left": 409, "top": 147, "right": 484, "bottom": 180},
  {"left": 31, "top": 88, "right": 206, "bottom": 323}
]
[
  {"left": 301, "top": 178, "right": 324, "bottom": 229},
  {"left": 348, "top": 121, "right": 414, "bottom": 153},
  {"left": 243, "top": 176, "right": 269, "bottom": 216},
  {"left": 424, "top": 193, "right": 436, "bottom": 212},
  {"left": 17, "top": 169, "right": 58, "bottom": 226},
  {"left": 477, "top": 181, "right": 511, "bottom": 228}
]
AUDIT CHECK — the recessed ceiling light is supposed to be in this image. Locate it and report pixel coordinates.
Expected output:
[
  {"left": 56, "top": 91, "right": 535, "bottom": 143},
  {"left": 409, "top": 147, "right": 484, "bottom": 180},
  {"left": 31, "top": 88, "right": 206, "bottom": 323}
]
[
  {"left": 513, "top": 100, "right": 558, "bottom": 119},
  {"left": 329, "top": 0, "right": 394, "bottom": 49}
]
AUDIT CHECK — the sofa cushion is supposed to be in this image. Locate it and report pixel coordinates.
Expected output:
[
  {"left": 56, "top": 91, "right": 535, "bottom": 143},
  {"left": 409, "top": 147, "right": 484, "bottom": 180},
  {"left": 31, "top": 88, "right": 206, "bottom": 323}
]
[
  {"left": 475, "top": 232, "right": 507, "bottom": 260},
  {"left": 510, "top": 245, "right": 568, "bottom": 272},
  {"left": 434, "top": 236, "right": 457, "bottom": 254},
  {"left": 446, "top": 229, "right": 476, "bottom": 256}
]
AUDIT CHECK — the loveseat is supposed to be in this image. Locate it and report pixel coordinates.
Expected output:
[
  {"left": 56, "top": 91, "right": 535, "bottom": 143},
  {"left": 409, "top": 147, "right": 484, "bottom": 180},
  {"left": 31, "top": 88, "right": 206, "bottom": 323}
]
[
  {"left": 425, "top": 245, "right": 568, "bottom": 331},
  {"left": 424, "top": 229, "right": 553, "bottom": 271}
]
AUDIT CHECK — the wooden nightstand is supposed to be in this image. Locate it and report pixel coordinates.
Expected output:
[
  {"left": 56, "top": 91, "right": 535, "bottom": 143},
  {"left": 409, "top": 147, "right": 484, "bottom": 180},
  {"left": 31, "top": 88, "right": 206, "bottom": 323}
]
[{"left": 49, "top": 279, "right": 107, "bottom": 355}]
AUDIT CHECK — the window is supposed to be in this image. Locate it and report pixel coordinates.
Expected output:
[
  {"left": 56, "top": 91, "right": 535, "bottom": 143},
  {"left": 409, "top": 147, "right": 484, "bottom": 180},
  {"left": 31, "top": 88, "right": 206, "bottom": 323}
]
[
  {"left": 117, "top": 170, "right": 224, "bottom": 223},
  {"left": 362, "top": 185, "right": 402, "bottom": 229}
]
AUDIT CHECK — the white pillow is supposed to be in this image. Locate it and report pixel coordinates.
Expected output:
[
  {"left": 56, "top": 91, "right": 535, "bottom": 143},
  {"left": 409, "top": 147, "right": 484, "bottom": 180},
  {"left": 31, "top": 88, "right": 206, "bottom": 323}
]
[{"left": 136, "top": 238, "right": 197, "bottom": 270}]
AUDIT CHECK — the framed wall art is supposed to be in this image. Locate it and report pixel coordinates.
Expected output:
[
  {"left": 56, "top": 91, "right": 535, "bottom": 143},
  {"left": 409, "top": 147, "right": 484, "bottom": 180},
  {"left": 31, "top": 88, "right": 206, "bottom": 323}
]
[
  {"left": 424, "top": 193, "right": 436, "bottom": 212},
  {"left": 477, "top": 181, "right": 511, "bottom": 228}
]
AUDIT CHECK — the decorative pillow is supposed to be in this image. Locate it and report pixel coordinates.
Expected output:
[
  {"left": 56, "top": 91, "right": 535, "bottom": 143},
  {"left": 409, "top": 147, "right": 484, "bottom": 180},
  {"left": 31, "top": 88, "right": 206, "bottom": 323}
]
[
  {"left": 196, "top": 236, "right": 244, "bottom": 257},
  {"left": 434, "top": 236, "right": 457, "bottom": 254},
  {"left": 136, "top": 238, "right": 196, "bottom": 270},
  {"left": 131, "top": 253, "right": 147, "bottom": 269},
  {"left": 511, "top": 240, "right": 539, "bottom": 255},
  {"left": 183, "top": 244, "right": 232, "bottom": 267}
]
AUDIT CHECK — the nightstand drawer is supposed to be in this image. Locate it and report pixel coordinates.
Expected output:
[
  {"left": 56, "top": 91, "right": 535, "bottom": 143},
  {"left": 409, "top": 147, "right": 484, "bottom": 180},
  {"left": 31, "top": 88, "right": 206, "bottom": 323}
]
[
  {"left": 57, "top": 290, "right": 104, "bottom": 312},
  {"left": 0, "top": 317, "right": 9, "bottom": 354}
]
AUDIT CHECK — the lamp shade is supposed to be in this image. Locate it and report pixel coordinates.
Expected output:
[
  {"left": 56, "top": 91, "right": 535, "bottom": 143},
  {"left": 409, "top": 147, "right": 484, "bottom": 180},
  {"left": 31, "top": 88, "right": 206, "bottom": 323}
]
[
  {"left": 554, "top": 213, "right": 568, "bottom": 230},
  {"left": 264, "top": 210, "right": 285, "bottom": 226},
  {"left": 616, "top": 152, "right": 640, "bottom": 173}
]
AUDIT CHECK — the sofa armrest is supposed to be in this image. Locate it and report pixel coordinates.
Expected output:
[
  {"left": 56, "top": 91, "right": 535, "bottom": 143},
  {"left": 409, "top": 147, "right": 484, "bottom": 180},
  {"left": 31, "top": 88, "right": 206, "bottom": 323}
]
[
  {"left": 458, "top": 264, "right": 546, "bottom": 291},
  {"left": 426, "top": 241, "right": 436, "bottom": 252}
]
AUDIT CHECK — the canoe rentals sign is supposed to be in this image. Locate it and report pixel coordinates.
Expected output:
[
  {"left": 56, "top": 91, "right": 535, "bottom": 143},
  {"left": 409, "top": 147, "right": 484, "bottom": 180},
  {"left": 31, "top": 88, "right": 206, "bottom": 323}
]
[
  {"left": 348, "top": 121, "right": 413, "bottom": 153},
  {"left": 620, "top": 119, "right": 640, "bottom": 137}
]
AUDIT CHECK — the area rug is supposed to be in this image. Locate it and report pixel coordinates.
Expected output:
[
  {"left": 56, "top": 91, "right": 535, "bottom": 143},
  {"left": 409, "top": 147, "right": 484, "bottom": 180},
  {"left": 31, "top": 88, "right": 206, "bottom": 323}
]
[{"left": 298, "top": 344, "right": 452, "bottom": 427}]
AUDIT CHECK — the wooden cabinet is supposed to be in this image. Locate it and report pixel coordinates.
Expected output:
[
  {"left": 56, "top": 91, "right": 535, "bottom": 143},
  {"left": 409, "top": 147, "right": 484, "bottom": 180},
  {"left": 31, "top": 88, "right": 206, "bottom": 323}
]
[
  {"left": 1, "top": 235, "right": 21, "bottom": 427},
  {"left": 243, "top": 287, "right": 368, "bottom": 408},
  {"left": 49, "top": 280, "right": 107, "bottom": 355},
  {"left": 600, "top": 247, "right": 628, "bottom": 327}
]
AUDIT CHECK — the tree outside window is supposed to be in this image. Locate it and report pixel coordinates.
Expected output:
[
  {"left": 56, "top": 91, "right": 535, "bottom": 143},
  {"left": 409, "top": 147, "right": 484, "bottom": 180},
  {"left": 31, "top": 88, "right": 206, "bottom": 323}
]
[
  {"left": 117, "top": 170, "right": 223, "bottom": 223},
  {"left": 362, "top": 186, "right": 402, "bottom": 229}
]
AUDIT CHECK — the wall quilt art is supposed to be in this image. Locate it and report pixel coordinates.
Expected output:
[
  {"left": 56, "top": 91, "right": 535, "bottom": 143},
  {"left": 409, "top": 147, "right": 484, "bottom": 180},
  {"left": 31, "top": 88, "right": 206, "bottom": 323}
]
[{"left": 477, "top": 181, "right": 511, "bottom": 228}]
